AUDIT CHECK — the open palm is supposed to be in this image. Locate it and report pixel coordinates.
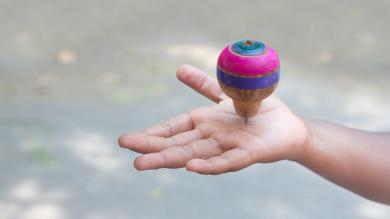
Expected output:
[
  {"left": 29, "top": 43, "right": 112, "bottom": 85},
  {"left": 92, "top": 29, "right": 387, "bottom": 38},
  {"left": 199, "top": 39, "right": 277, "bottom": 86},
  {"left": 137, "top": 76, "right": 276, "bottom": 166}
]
[{"left": 119, "top": 65, "right": 309, "bottom": 174}]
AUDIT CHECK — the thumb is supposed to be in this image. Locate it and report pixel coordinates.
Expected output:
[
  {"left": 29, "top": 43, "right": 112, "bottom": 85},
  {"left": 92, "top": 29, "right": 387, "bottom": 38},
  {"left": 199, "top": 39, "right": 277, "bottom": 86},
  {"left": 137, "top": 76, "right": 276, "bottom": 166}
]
[{"left": 176, "top": 64, "right": 224, "bottom": 103}]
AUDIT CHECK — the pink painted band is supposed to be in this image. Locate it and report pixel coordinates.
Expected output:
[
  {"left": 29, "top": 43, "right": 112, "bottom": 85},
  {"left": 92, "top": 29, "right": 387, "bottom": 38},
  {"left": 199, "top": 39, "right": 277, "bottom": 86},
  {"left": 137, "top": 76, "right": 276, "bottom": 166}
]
[{"left": 217, "top": 45, "right": 280, "bottom": 76}]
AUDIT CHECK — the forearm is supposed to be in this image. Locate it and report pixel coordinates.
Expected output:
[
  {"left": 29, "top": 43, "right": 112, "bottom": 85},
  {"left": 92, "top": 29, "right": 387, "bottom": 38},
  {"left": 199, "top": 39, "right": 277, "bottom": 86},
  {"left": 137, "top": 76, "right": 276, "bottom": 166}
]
[{"left": 298, "top": 118, "right": 390, "bottom": 204}]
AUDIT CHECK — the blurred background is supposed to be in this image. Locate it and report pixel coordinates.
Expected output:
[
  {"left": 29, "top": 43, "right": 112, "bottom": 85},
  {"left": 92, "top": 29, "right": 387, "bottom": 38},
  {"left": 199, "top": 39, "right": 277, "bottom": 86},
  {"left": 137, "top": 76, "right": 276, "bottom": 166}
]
[{"left": 1, "top": 0, "right": 390, "bottom": 218}]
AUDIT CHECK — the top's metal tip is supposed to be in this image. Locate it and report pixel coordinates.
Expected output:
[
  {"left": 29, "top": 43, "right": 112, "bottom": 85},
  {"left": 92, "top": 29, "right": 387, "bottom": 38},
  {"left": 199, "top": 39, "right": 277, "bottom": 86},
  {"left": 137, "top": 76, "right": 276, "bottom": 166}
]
[{"left": 244, "top": 117, "right": 248, "bottom": 124}]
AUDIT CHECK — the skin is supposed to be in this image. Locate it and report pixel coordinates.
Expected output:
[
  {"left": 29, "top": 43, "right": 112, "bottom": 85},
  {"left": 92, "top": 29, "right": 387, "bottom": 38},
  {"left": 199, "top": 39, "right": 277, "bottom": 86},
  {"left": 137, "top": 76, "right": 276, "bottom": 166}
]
[{"left": 118, "top": 64, "right": 390, "bottom": 205}]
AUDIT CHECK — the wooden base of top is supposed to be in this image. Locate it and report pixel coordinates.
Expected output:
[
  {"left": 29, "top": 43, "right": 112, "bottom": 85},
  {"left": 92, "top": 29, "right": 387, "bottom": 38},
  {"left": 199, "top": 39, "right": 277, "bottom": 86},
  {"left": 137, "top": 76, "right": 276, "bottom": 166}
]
[
  {"left": 218, "top": 81, "right": 277, "bottom": 118},
  {"left": 232, "top": 99, "right": 261, "bottom": 118}
]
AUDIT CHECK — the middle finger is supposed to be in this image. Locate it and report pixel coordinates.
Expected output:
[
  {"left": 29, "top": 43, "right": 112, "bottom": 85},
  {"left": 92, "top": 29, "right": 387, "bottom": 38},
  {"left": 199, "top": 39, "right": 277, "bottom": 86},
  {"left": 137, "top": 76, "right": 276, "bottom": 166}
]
[{"left": 134, "top": 138, "right": 223, "bottom": 170}]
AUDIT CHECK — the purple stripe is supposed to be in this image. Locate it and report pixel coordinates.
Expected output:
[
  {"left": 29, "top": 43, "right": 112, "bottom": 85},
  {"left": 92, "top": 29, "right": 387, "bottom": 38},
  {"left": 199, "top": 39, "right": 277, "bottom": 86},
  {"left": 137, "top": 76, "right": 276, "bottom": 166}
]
[{"left": 217, "top": 68, "right": 279, "bottom": 89}]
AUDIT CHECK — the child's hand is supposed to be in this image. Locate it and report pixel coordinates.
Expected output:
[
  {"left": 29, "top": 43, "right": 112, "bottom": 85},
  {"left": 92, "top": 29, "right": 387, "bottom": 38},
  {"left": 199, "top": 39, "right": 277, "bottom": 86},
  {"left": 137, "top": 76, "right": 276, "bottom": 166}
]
[
  {"left": 118, "top": 64, "right": 390, "bottom": 204},
  {"left": 118, "top": 65, "right": 310, "bottom": 174}
]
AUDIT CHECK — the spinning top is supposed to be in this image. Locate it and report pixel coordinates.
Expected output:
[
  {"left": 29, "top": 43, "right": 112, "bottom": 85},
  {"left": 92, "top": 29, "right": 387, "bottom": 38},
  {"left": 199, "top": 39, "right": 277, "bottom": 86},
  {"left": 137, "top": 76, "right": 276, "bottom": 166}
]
[{"left": 216, "top": 40, "right": 280, "bottom": 118}]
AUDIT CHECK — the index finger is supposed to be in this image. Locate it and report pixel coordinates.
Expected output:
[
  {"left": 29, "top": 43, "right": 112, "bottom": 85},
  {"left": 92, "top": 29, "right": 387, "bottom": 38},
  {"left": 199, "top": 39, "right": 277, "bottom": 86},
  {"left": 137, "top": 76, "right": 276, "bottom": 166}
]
[{"left": 141, "top": 112, "right": 194, "bottom": 137}]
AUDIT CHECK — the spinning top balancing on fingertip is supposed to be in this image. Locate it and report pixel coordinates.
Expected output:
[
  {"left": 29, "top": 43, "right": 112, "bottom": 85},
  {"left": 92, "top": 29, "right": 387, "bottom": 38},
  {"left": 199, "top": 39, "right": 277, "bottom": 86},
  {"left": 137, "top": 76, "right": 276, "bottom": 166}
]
[{"left": 216, "top": 40, "right": 280, "bottom": 119}]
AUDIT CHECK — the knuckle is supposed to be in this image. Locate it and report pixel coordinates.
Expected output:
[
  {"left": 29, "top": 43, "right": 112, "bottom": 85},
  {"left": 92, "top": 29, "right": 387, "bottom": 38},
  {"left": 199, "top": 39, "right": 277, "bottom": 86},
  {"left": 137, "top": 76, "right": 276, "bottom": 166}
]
[
  {"left": 192, "top": 129, "right": 203, "bottom": 140},
  {"left": 168, "top": 136, "right": 178, "bottom": 147},
  {"left": 185, "top": 111, "right": 195, "bottom": 128},
  {"left": 183, "top": 144, "right": 197, "bottom": 158},
  {"left": 160, "top": 151, "right": 169, "bottom": 166},
  {"left": 160, "top": 122, "right": 172, "bottom": 136},
  {"left": 198, "top": 75, "right": 209, "bottom": 91}
]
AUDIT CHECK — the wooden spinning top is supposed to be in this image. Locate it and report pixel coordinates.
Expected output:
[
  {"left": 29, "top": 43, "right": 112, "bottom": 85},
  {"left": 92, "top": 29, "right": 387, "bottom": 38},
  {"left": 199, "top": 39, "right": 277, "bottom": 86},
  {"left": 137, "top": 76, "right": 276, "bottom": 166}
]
[{"left": 216, "top": 40, "right": 280, "bottom": 118}]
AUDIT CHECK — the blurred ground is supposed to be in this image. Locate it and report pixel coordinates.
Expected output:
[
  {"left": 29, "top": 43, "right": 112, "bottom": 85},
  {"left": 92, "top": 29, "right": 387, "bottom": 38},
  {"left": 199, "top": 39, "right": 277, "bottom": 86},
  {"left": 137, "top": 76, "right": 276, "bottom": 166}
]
[{"left": 1, "top": 0, "right": 390, "bottom": 219}]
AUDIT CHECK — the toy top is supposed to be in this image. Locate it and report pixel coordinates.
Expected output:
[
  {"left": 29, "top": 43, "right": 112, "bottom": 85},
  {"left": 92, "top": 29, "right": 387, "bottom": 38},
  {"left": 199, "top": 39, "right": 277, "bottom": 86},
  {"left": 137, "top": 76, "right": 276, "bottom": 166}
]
[{"left": 217, "top": 40, "right": 280, "bottom": 77}]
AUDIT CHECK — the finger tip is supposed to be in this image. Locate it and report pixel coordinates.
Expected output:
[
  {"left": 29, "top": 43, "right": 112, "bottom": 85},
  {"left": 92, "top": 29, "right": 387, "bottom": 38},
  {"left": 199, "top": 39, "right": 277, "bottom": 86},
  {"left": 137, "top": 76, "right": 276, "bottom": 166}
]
[
  {"left": 177, "top": 64, "right": 191, "bottom": 71},
  {"left": 118, "top": 133, "right": 145, "bottom": 148},
  {"left": 186, "top": 159, "right": 207, "bottom": 173},
  {"left": 176, "top": 64, "right": 196, "bottom": 80},
  {"left": 134, "top": 153, "right": 164, "bottom": 171},
  {"left": 134, "top": 156, "right": 147, "bottom": 171},
  {"left": 176, "top": 65, "right": 187, "bottom": 78},
  {"left": 118, "top": 134, "right": 129, "bottom": 147}
]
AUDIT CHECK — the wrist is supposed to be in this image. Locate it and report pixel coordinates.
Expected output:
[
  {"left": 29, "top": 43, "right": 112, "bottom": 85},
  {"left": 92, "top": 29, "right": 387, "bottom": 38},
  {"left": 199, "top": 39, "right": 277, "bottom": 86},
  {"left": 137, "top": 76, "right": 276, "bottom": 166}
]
[{"left": 288, "top": 116, "right": 316, "bottom": 164}]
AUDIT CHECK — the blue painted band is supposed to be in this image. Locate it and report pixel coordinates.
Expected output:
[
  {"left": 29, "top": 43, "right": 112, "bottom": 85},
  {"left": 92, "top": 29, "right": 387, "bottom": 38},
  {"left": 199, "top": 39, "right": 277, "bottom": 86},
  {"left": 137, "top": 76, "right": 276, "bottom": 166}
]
[
  {"left": 217, "top": 68, "right": 280, "bottom": 89},
  {"left": 231, "top": 40, "right": 266, "bottom": 56}
]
